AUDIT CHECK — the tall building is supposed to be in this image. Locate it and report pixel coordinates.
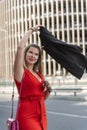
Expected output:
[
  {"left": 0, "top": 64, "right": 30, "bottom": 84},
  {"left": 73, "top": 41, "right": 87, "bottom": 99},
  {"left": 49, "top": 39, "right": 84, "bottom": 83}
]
[{"left": 0, "top": 0, "right": 87, "bottom": 80}]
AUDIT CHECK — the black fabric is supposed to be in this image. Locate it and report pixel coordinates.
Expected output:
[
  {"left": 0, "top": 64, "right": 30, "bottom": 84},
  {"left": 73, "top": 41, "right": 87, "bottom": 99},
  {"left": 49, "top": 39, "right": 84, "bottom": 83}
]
[{"left": 39, "top": 27, "right": 87, "bottom": 79}]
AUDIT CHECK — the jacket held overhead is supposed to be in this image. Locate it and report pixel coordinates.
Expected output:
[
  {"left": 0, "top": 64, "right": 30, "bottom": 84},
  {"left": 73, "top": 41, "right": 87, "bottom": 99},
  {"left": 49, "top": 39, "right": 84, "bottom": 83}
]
[{"left": 39, "top": 27, "right": 87, "bottom": 79}]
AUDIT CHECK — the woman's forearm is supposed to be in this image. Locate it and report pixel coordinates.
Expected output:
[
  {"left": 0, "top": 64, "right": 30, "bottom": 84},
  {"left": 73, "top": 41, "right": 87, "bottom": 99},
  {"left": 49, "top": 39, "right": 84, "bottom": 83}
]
[{"left": 18, "top": 29, "right": 33, "bottom": 49}]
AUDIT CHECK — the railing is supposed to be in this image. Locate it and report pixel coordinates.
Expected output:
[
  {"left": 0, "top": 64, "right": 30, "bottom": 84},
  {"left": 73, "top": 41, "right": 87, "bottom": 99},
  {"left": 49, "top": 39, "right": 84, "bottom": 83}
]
[
  {"left": 45, "top": 74, "right": 87, "bottom": 97},
  {"left": 45, "top": 73, "right": 87, "bottom": 87},
  {"left": 52, "top": 88, "right": 83, "bottom": 96}
]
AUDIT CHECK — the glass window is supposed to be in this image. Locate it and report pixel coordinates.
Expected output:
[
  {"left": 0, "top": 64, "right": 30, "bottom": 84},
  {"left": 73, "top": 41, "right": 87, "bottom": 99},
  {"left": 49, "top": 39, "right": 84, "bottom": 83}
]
[
  {"left": 69, "top": 31, "right": 72, "bottom": 42},
  {"left": 78, "top": 1, "right": 81, "bottom": 12},
  {"left": 83, "top": 0, "right": 86, "bottom": 12},
  {"left": 31, "top": 6, "right": 33, "bottom": 14},
  {"left": 35, "top": 5, "right": 37, "bottom": 16},
  {"left": 49, "top": 17, "right": 52, "bottom": 28},
  {"left": 40, "top": 4, "right": 42, "bottom": 15},
  {"left": 69, "top": 16, "right": 72, "bottom": 27},
  {"left": 68, "top": 1, "right": 71, "bottom": 12},
  {"left": 54, "top": 17, "right": 56, "bottom": 28},
  {"left": 79, "top": 15, "right": 82, "bottom": 27},
  {"left": 59, "top": 31, "right": 62, "bottom": 40},
  {"left": 49, "top": 2, "right": 51, "bottom": 12},
  {"left": 44, "top": 3, "right": 46, "bottom": 13},
  {"left": 54, "top": 1, "right": 56, "bottom": 14},
  {"left": 85, "top": 30, "right": 87, "bottom": 41},
  {"left": 64, "top": 1, "right": 66, "bottom": 13},
  {"left": 73, "top": 0, "right": 76, "bottom": 12}
]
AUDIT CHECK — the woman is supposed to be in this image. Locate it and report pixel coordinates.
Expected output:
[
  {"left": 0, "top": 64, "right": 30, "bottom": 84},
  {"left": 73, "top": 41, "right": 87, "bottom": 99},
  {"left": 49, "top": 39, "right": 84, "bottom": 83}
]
[{"left": 14, "top": 25, "right": 51, "bottom": 130}]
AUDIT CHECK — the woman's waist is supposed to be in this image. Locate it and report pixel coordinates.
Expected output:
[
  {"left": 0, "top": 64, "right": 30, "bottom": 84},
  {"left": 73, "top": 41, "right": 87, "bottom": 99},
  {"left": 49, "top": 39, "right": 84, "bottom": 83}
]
[{"left": 20, "top": 95, "right": 44, "bottom": 101}]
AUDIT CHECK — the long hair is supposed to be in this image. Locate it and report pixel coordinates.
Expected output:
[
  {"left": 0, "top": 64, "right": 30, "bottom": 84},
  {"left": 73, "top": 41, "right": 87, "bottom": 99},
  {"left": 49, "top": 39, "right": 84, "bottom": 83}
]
[{"left": 24, "top": 44, "right": 42, "bottom": 72}]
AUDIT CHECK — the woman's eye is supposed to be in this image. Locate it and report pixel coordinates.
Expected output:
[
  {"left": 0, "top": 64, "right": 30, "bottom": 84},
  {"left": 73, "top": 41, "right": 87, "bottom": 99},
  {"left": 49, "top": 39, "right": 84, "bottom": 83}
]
[
  {"left": 35, "top": 53, "right": 39, "bottom": 56},
  {"left": 28, "top": 51, "right": 32, "bottom": 54}
]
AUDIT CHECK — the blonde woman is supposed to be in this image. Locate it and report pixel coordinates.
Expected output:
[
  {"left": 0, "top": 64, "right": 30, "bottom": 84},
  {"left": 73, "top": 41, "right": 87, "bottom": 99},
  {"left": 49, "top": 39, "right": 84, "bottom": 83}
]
[{"left": 14, "top": 25, "right": 51, "bottom": 130}]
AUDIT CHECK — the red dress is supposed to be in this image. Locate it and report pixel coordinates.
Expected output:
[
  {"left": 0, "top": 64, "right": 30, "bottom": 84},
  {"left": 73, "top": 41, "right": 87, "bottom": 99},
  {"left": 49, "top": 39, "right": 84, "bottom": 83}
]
[{"left": 14, "top": 69, "right": 47, "bottom": 130}]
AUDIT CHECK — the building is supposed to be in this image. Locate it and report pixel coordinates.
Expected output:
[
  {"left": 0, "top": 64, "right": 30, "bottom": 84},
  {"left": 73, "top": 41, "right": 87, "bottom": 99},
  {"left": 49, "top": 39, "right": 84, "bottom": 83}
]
[{"left": 0, "top": 0, "right": 87, "bottom": 81}]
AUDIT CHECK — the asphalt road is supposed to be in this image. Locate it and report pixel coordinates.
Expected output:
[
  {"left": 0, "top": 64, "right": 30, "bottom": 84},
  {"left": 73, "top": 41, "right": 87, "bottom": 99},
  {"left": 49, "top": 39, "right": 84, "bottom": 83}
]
[
  {"left": 46, "top": 99, "right": 87, "bottom": 130},
  {"left": 0, "top": 94, "right": 87, "bottom": 130}
]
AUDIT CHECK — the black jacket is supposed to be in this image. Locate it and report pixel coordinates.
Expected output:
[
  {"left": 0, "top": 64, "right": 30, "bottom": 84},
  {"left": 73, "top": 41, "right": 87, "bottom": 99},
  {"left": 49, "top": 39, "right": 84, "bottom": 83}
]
[{"left": 39, "top": 27, "right": 87, "bottom": 79}]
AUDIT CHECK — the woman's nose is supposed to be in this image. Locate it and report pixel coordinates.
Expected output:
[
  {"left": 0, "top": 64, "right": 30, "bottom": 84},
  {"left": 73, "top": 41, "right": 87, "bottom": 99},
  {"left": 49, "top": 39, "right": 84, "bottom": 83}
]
[{"left": 31, "top": 53, "right": 35, "bottom": 57}]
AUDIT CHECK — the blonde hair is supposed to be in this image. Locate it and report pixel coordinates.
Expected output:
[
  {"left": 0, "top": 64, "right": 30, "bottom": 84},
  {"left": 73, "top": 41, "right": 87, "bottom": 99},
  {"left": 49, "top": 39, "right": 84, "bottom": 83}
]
[{"left": 24, "top": 44, "right": 42, "bottom": 72}]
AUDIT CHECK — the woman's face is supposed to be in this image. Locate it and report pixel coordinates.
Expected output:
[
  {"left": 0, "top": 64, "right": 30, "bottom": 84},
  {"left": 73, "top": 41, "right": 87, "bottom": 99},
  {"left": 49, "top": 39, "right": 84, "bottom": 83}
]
[{"left": 25, "top": 46, "right": 39, "bottom": 66}]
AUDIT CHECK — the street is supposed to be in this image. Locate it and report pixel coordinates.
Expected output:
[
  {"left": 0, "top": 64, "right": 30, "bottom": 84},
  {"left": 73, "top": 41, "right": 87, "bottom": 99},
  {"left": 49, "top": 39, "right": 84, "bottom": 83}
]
[
  {"left": 47, "top": 100, "right": 87, "bottom": 130},
  {"left": 0, "top": 94, "right": 87, "bottom": 130}
]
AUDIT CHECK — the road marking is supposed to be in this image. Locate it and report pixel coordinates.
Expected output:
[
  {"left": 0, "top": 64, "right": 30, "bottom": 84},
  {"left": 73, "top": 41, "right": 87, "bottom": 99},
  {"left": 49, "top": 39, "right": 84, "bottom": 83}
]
[
  {"left": 1, "top": 104, "right": 87, "bottom": 119},
  {"left": 47, "top": 111, "right": 87, "bottom": 119}
]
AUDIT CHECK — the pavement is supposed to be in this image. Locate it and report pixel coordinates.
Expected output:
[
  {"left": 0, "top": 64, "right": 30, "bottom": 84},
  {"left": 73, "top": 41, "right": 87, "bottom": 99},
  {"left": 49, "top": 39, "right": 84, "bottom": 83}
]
[
  {"left": 49, "top": 93, "right": 87, "bottom": 102},
  {"left": 0, "top": 86, "right": 87, "bottom": 102}
]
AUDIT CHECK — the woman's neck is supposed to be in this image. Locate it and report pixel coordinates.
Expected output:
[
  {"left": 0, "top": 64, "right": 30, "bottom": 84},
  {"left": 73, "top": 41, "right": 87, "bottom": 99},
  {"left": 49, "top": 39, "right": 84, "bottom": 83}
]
[{"left": 27, "top": 65, "right": 34, "bottom": 72}]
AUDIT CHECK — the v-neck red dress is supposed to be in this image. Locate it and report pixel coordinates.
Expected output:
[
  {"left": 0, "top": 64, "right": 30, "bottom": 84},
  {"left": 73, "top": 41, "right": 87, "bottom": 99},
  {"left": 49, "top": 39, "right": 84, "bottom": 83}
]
[{"left": 14, "top": 69, "right": 47, "bottom": 130}]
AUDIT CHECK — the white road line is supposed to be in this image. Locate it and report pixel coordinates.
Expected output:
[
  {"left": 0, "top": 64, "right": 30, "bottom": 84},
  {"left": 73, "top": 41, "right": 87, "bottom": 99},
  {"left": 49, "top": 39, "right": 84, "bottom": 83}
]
[
  {"left": 1, "top": 104, "right": 87, "bottom": 119},
  {"left": 47, "top": 111, "right": 87, "bottom": 119}
]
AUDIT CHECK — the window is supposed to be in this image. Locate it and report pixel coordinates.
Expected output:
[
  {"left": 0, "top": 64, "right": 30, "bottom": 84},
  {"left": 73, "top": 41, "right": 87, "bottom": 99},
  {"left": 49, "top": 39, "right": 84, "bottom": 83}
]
[
  {"left": 68, "top": 1, "right": 71, "bottom": 12},
  {"left": 44, "top": 3, "right": 46, "bottom": 13},
  {"left": 64, "top": 1, "right": 66, "bottom": 13},
  {"left": 59, "top": 17, "right": 62, "bottom": 29},
  {"left": 49, "top": 17, "right": 52, "bottom": 28},
  {"left": 80, "top": 30, "right": 82, "bottom": 42},
  {"left": 23, "top": 21, "right": 25, "bottom": 31},
  {"left": 23, "top": 7, "right": 25, "bottom": 18},
  {"left": 40, "top": 4, "right": 42, "bottom": 15},
  {"left": 27, "top": 6, "right": 29, "bottom": 18},
  {"left": 45, "top": 18, "right": 47, "bottom": 27},
  {"left": 31, "top": 6, "right": 33, "bottom": 14},
  {"left": 84, "top": 15, "right": 86, "bottom": 27},
  {"left": 85, "top": 30, "right": 87, "bottom": 41},
  {"left": 54, "top": 17, "right": 57, "bottom": 28},
  {"left": 64, "top": 31, "right": 67, "bottom": 42},
  {"left": 27, "top": 21, "right": 29, "bottom": 30},
  {"left": 74, "top": 30, "right": 77, "bottom": 42},
  {"left": 74, "top": 15, "right": 77, "bottom": 28},
  {"left": 40, "top": 18, "right": 42, "bottom": 24},
  {"left": 35, "top": 5, "right": 37, "bottom": 16},
  {"left": 69, "top": 31, "right": 72, "bottom": 42},
  {"left": 59, "top": 31, "right": 62, "bottom": 40},
  {"left": 79, "top": 15, "right": 82, "bottom": 27},
  {"left": 73, "top": 1, "right": 76, "bottom": 12},
  {"left": 49, "top": 2, "right": 51, "bottom": 12},
  {"left": 78, "top": 1, "right": 81, "bottom": 12},
  {"left": 64, "top": 16, "right": 67, "bottom": 28},
  {"left": 54, "top": 1, "right": 56, "bottom": 14},
  {"left": 69, "top": 16, "right": 72, "bottom": 27},
  {"left": 58, "top": 1, "right": 61, "bottom": 13},
  {"left": 83, "top": 0, "right": 86, "bottom": 12}
]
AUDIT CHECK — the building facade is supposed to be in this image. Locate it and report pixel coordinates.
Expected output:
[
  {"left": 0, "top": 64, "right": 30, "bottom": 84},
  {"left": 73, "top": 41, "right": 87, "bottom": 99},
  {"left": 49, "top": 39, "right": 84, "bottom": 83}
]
[{"left": 0, "top": 0, "right": 87, "bottom": 81}]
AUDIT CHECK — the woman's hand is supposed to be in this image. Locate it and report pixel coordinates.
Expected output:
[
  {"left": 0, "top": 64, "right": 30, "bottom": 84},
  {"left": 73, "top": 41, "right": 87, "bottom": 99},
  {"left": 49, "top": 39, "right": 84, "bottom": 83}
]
[
  {"left": 29, "top": 25, "right": 43, "bottom": 32},
  {"left": 43, "top": 80, "right": 52, "bottom": 93}
]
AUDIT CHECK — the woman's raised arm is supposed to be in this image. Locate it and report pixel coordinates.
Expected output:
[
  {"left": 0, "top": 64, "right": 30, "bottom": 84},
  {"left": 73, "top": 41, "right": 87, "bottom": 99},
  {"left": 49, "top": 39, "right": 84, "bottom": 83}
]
[
  {"left": 14, "top": 29, "right": 33, "bottom": 82},
  {"left": 14, "top": 25, "right": 41, "bottom": 82}
]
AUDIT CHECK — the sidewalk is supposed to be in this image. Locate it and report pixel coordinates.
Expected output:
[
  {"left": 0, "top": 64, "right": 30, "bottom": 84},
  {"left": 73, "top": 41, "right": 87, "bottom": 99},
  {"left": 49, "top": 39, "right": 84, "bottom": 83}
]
[
  {"left": 49, "top": 93, "right": 87, "bottom": 101},
  {"left": 0, "top": 86, "right": 87, "bottom": 102},
  {"left": 0, "top": 86, "right": 18, "bottom": 101},
  {"left": 0, "top": 93, "right": 18, "bottom": 101},
  {"left": 0, "top": 86, "right": 18, "bottom": 94}
]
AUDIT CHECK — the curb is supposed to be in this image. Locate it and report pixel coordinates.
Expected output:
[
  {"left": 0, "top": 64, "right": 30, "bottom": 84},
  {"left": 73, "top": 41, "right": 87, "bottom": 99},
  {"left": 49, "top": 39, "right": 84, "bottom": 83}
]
[{"left": 49, "top": 95, "right": 87, "bottom": 102}]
